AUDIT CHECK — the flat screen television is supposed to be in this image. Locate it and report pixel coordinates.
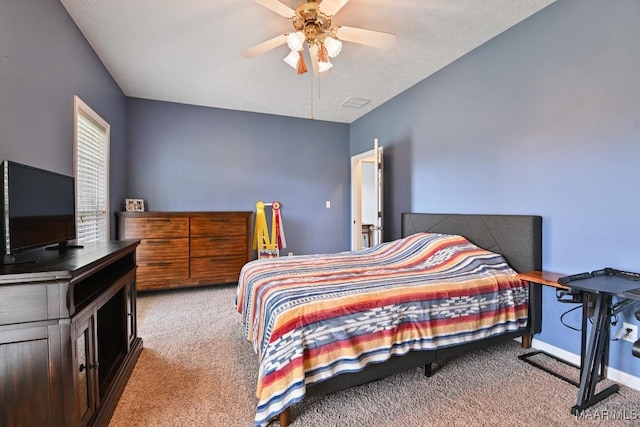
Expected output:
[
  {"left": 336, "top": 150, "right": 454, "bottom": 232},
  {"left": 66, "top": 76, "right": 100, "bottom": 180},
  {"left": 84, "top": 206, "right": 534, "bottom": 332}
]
[{"left": 1, "top": 160, "right": 77, "bottom": 263}]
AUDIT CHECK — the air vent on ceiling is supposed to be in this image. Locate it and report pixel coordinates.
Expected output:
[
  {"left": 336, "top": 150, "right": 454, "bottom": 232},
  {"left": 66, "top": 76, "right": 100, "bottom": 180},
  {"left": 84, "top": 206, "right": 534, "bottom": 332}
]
[{"left": 341, "top": 97, "right": 371, "bottom": 109}]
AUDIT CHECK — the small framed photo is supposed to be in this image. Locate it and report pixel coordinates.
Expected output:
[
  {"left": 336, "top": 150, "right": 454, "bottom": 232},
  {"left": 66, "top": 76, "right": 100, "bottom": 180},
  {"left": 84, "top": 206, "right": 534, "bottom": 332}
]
[{"left": 125, "top": 198, "right": 145, "bottom": 212}]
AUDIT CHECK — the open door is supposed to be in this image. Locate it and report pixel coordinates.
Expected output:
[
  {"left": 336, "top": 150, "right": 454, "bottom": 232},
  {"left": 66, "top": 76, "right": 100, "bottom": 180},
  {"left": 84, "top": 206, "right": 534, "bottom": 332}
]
[{"left": 351, "top": 139, "right": 384, "bottom": 250}]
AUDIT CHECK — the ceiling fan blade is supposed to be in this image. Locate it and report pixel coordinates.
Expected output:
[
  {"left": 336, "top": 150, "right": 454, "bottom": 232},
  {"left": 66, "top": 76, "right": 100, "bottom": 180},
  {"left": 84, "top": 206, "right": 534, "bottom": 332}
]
[
  {"left": 335, "top": 26, "right": 396, "bottom": 50},
  {"left": 318, "top": 0, "right": 351, "bottom": 17},
  {"left": 242, "top": 34, "right": 287, "bottom": 58},
  {"left": 252, "top": 0, "right": 296, "bottom": 18}
]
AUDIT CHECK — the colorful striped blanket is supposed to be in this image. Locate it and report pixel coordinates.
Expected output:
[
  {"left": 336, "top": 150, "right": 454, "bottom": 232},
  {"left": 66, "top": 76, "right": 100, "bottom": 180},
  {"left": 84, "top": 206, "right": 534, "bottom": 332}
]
[{"left": 235, "top": 233, "right": 529, "bottom": 426}]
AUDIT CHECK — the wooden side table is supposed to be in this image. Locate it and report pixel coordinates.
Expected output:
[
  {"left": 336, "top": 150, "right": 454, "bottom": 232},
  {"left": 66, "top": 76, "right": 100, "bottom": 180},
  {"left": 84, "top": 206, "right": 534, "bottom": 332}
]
[
  {"left": 517, "top": 271, "right": 569, "bottom": 290},
  {"left": 517, "top": 270, "right": 587, "bottom": 387}
]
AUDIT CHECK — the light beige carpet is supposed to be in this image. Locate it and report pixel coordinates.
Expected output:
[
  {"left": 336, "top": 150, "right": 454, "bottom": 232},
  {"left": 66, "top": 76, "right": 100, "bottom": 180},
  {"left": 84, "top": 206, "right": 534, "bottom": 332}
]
[{"left": 109, "top": 285, "right": 640, "bottom": 426}]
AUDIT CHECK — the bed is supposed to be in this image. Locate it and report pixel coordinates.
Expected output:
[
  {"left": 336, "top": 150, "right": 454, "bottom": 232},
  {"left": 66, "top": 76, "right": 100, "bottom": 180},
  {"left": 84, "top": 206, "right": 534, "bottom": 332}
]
[{"left": 236, "top": 213, "right": 542, "bottom": 426}]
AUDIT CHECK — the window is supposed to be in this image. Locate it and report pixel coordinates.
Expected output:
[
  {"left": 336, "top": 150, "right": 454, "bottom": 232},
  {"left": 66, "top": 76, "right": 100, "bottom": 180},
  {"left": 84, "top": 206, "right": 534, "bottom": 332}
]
[{"left": 73, "top": 96, "right": 110, "bottom": 242}]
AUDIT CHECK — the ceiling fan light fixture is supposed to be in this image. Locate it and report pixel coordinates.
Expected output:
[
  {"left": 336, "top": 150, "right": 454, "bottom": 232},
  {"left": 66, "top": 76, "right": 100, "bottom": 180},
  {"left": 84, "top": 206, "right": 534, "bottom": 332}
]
[
  {"left": 318, "top": 58, "right": 332, "bottom": 73},
  {"left": 284, "top": 49, "right": 307, "bottom": 74},
  {"left": 284, "top": 50, "right": 299, "bottom": 69},
  {"left": 324, "top": 36, "right": 342, "bottom": 57},
  {"left": 286, "top": 31, "right": 306, "bottom": 51}
]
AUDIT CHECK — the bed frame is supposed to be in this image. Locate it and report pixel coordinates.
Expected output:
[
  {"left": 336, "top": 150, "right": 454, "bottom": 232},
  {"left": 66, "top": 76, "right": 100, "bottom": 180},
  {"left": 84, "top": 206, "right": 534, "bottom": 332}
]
[{"left": 277, "top": 213, "right": 542, "bottom": 426}]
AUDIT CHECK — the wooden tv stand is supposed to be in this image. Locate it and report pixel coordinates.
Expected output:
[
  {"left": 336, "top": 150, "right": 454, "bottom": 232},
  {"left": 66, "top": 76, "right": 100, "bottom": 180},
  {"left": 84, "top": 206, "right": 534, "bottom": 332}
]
[{"left": 0, "top": 240, "right": 142, "bottom": 427}]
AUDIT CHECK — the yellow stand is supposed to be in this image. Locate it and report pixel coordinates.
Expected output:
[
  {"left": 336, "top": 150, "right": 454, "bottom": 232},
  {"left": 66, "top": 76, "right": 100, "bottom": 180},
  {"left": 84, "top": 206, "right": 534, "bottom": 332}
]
[{"left": 253, "top": 201, "right": 284, "bottom": 259}]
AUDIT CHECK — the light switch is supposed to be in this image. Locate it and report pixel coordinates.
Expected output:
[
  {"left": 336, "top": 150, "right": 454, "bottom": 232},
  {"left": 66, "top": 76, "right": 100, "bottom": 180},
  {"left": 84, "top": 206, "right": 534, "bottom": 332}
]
[{"left": 325, "top": 200, "right": 331, "bottom": 208}]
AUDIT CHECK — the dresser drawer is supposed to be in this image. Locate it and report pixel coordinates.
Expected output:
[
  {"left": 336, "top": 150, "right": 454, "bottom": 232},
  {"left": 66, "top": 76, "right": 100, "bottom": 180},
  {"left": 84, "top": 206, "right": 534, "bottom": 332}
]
[
  {"left": 190, "top": 255, "right": 248, "bottom": 283},
  {"left": 190, "top": 236, "right": 248, "bottom": 258},
  {"left": 136, "top": 238, "right": 189, "bottom": 261},
  {"left": 190, "top": 215, "right": 248, "bottom": 237},
  {"left": 121, "top": 216, "right": 189, "bottom": 239},
  {"left": 136, "top": 259, "right": 189, "bottom": 287}
]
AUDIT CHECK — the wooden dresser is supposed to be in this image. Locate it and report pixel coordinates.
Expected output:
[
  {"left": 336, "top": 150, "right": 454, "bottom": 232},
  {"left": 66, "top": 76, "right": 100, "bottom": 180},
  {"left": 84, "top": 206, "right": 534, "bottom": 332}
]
[{"left": 116, "top": 211, "right": 252, "bottom": 291}]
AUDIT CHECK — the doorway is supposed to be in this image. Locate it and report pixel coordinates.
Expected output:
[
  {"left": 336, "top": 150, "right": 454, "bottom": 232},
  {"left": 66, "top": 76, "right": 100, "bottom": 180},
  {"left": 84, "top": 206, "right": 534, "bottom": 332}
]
[{"left": 351, "top": 140, "right": 383, "bottom": 250}]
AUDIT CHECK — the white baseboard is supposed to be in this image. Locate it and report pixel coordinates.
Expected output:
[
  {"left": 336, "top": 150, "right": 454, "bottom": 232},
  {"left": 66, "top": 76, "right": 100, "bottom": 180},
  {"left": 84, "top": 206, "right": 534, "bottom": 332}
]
[{"left": 521, "top": 338, "right": 640, "bottom": 392}]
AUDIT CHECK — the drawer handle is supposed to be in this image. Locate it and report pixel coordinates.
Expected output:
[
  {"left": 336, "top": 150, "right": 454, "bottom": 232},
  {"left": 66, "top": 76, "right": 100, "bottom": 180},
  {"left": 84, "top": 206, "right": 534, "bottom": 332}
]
[
  {"left": 147, "top": 262, "right": 172, "bottom": 267},
  {"left": 147, "top": 240, "right": 170, "bottom": 244},
  {"left": 79, "top": 362, "right": 99, "bottom": 372}
]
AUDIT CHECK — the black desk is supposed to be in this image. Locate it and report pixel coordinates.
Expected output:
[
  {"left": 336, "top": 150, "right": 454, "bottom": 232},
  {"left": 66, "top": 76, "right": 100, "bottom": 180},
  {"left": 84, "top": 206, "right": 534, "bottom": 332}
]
[{"left": 563, "top": 274, "right": 640, "bottom": 414}]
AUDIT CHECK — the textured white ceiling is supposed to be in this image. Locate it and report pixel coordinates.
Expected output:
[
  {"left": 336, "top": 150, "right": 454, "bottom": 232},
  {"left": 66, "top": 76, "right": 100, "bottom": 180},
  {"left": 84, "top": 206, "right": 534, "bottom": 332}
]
[{"left": 60, "top": 0, "right": 556, "bottom": 123}]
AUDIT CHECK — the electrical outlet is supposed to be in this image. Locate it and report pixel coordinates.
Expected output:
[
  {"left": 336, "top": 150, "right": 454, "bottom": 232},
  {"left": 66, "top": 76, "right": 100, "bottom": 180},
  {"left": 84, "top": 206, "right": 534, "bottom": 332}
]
[{"left": 623, "top": 322, "right": 638, "bottom": 343}]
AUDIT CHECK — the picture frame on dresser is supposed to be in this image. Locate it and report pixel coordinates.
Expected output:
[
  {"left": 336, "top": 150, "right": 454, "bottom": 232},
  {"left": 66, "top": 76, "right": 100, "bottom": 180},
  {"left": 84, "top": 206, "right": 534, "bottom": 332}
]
[{"left": 125, "top": 198, "right": 145, "bottom": 212}]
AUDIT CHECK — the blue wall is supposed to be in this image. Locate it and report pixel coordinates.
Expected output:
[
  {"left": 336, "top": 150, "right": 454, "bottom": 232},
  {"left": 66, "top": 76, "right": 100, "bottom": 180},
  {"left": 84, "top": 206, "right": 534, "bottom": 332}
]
[
  {"left": 0, "top": 0, "right": 127, "bottom": 239},
  {"left": 125, "top": 98, "right": 350, "bottom": 255},
  {"left": 351, "top": 0, "right": 640, "bottom": 377}
]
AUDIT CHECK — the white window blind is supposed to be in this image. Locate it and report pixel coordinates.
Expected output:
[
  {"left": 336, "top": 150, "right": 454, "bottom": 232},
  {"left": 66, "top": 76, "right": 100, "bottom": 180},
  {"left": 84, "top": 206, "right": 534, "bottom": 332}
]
[{"left": 74, "top": 96, "right": 110, "bottom": 243}]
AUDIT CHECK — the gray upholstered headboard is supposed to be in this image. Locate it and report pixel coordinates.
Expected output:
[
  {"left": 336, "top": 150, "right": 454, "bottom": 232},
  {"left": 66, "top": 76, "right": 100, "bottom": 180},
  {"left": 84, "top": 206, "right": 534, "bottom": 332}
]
[{"left": 401, "top": 213, "right": 542, "bottom": 273}]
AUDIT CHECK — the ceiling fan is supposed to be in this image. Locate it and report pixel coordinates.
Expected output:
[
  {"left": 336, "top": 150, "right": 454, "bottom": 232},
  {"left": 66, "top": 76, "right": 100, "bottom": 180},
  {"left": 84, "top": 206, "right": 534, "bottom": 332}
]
[{"left": 242, "top": 0, "right": 396, "bottom": 76}]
